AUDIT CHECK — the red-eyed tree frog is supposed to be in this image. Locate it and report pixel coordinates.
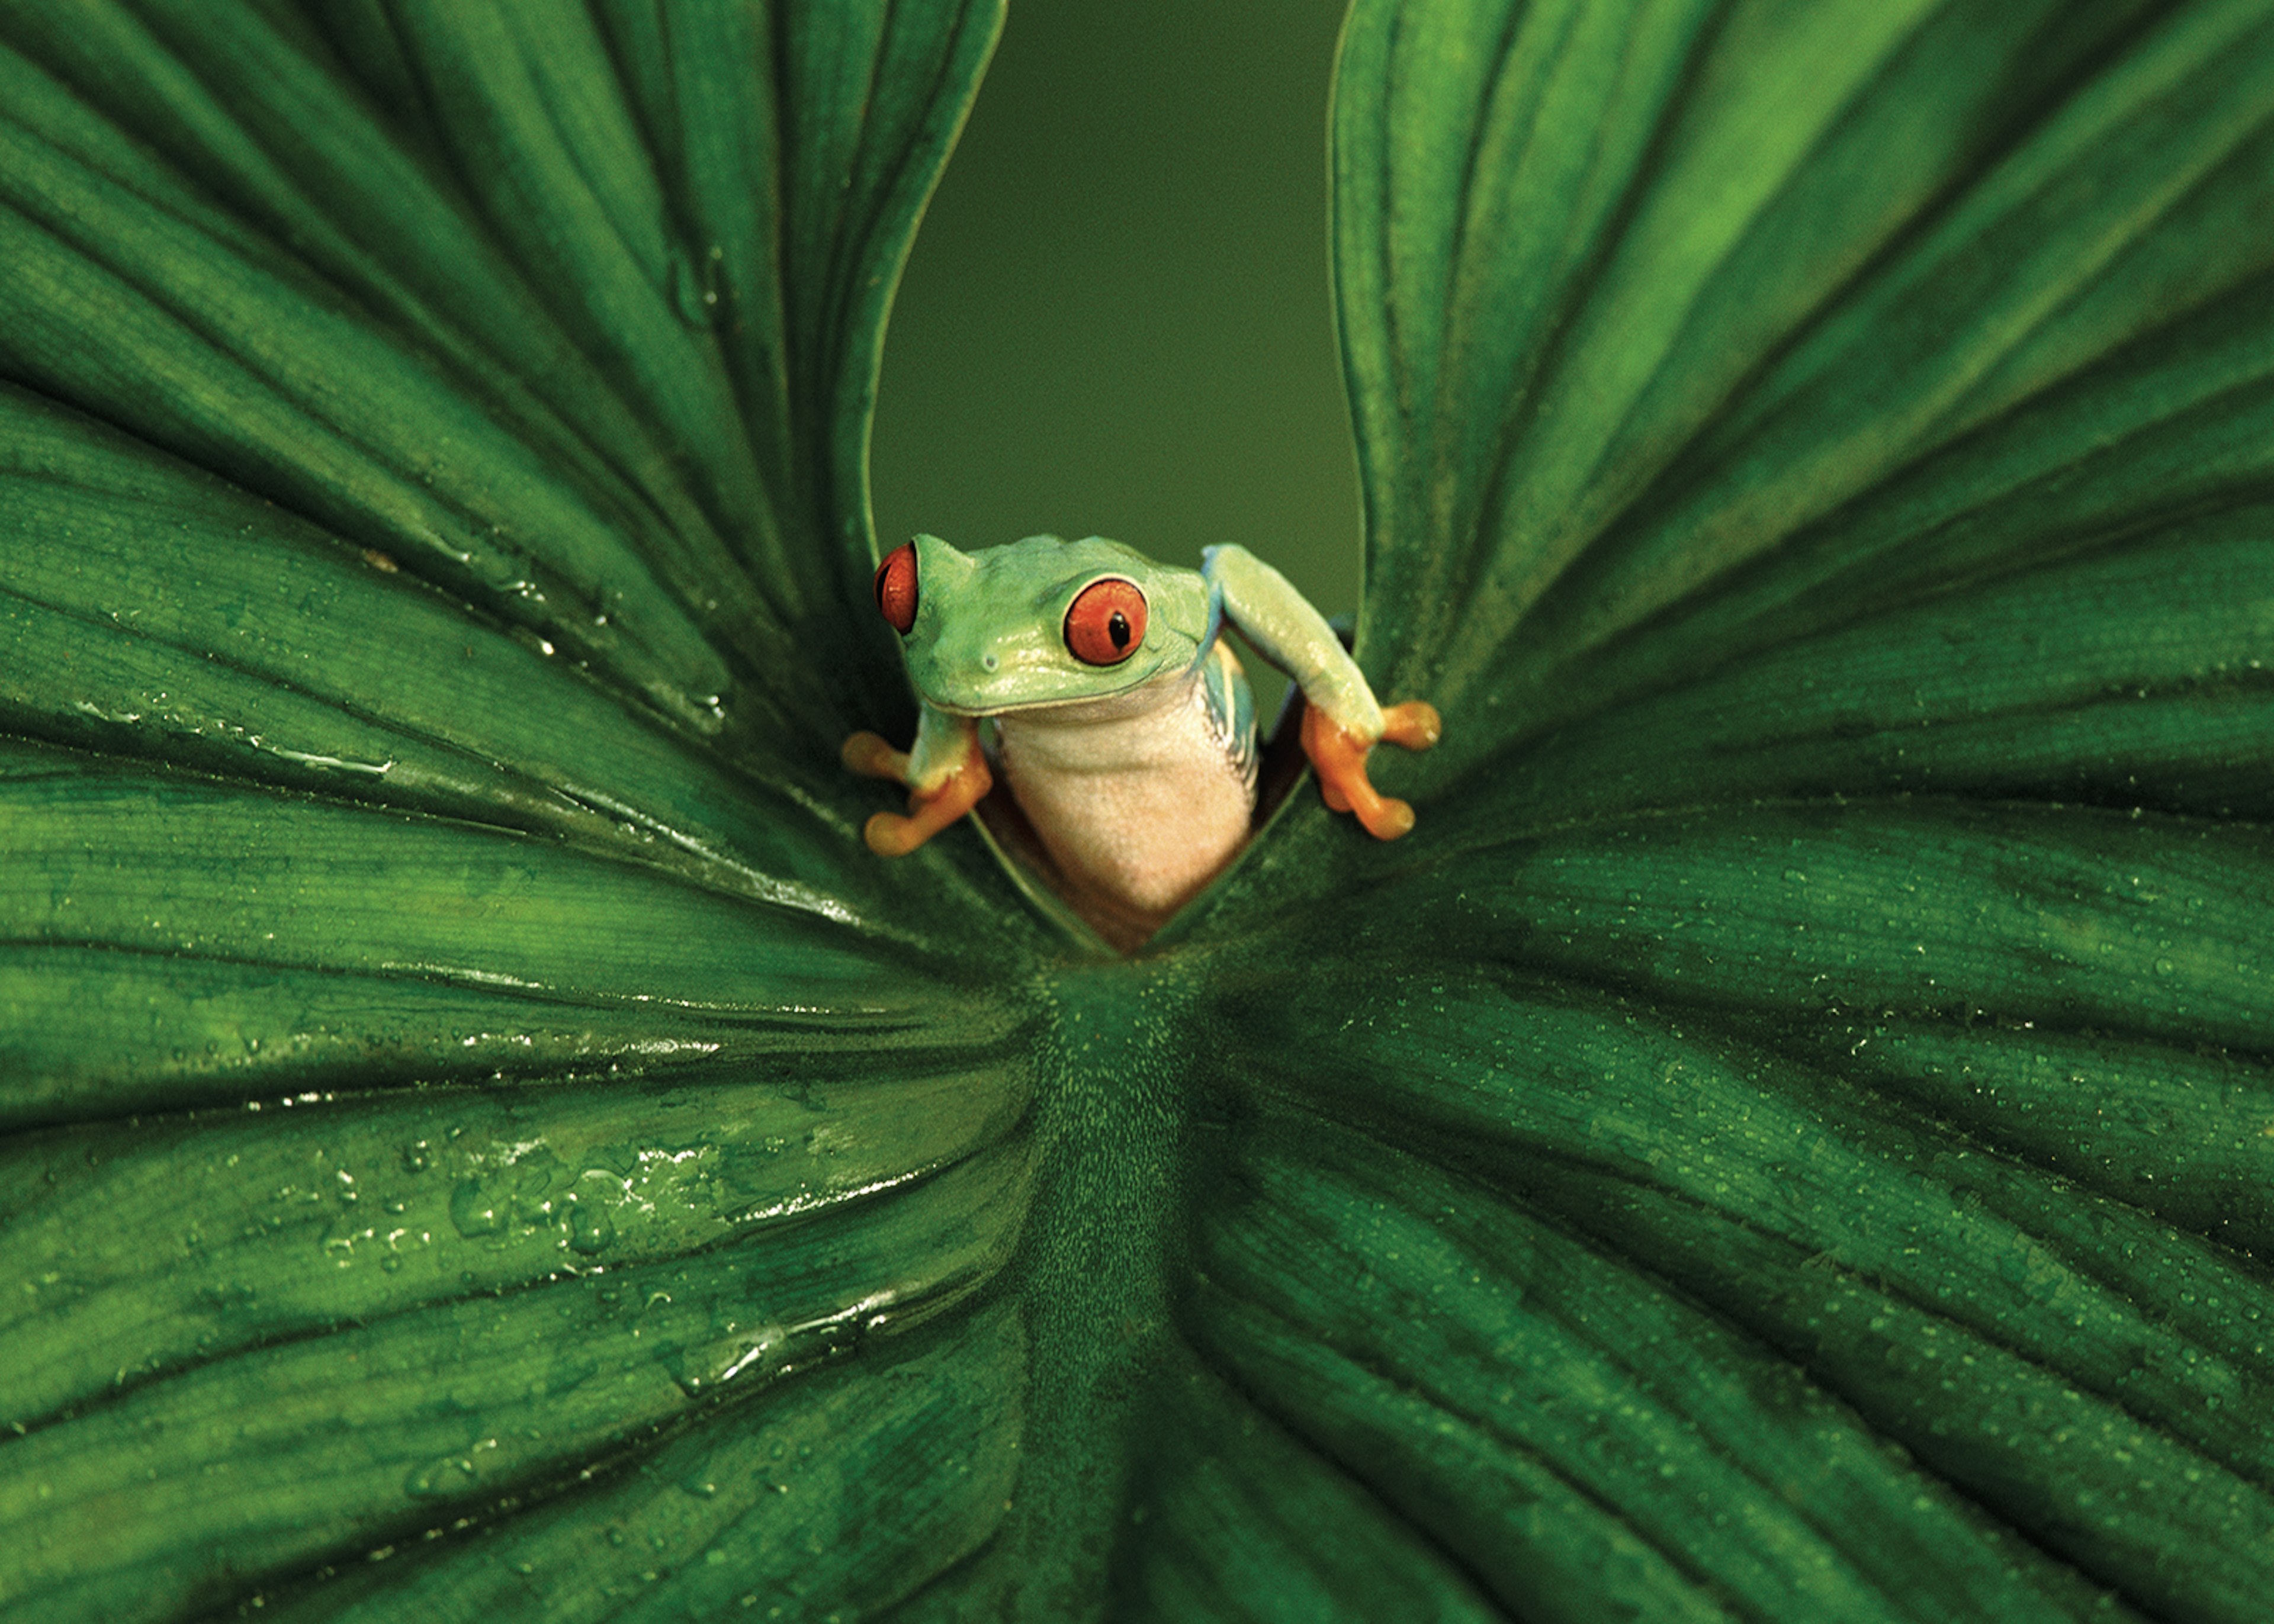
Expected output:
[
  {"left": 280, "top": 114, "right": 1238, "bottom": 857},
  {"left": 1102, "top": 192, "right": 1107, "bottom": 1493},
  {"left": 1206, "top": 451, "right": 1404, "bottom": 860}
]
[{"left": 842, "top": 533, "right": 1440, "bottom": 941}]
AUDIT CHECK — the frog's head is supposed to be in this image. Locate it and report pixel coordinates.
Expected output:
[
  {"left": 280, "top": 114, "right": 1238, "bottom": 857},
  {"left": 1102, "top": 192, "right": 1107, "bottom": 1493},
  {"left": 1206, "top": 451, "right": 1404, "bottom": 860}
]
[{"left": 874, "top": 533, "right": 1210, "bottom": 714}]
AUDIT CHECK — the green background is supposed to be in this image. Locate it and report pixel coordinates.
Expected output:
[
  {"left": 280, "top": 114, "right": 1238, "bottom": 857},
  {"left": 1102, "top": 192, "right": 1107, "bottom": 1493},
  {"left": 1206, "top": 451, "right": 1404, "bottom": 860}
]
[{"left": 873, "top": 0, "right": 1362, "bottom": 713}]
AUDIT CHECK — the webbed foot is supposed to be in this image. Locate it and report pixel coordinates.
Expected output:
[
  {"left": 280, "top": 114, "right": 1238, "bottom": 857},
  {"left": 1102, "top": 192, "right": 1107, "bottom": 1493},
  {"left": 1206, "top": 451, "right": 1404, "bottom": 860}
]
[
  {"left": 1301, "top": 700, "right": 1442, "bottom": 840},
  {"left": 841, "top": 730, "right": 993, "bottom": 856}
]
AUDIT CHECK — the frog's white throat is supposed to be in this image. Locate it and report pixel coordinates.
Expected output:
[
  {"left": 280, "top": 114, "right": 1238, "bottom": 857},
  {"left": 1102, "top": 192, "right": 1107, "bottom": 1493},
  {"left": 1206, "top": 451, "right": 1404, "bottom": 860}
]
[{"left": 990, "top": 661, "right": 1255, "bottom": 928}]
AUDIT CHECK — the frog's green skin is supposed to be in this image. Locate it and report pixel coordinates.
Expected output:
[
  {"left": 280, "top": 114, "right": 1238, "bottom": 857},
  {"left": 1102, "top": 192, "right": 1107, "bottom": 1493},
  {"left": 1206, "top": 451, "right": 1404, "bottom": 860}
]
[{"left": 855, "top": 532, "right": 1426, "bottom": 944}]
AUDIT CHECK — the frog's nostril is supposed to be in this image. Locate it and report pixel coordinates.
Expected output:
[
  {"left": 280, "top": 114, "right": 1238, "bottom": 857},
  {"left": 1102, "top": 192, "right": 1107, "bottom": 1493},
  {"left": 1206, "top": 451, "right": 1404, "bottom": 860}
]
[{"left": 981, "top": 653, "right": 999, "bottom": 672}]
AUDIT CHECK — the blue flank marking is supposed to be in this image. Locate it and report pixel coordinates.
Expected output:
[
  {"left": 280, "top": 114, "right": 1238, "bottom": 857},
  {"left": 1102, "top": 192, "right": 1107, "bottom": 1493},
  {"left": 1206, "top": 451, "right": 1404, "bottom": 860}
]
[
  {"left": 1193, "top": 554, "right": 1252, "bottom": 785},
  {"left": 1199, "top": 638, "right": 1258, "bottom": 790},
  {"left": 1190, "top": 567, "right": 1227, "bottom": 674}
]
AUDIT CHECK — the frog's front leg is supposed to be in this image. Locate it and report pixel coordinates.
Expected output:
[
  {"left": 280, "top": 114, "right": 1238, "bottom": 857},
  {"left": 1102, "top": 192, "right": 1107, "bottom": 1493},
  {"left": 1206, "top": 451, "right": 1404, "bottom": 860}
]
[
  {"left": 1205, "top": 544, "right": 1442, "bottom": 839},
  {"left": 841, "top": 700, "right": 993, "bottom": 856}
]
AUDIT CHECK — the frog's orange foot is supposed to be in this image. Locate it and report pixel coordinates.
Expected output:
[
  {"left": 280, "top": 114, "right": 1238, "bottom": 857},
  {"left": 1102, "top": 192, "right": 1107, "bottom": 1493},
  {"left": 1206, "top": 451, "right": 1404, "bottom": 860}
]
[
  {"left": 858, "top": 748, "right": 993, "bottom": 857},
  {"left": 1302, "top": 700, "right": 1441, "bottom": 840}
]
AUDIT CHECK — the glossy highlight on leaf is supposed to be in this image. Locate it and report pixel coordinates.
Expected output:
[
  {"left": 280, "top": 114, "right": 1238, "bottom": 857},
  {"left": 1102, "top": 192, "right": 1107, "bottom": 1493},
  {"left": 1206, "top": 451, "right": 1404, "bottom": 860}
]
[{"left": 4, "top": 1, "right": 2273, "bottom": 1620}]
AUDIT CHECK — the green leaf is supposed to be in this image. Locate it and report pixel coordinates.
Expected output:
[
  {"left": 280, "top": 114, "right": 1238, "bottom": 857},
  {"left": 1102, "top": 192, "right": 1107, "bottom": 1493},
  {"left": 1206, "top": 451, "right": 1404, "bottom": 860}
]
[
  {"left": 0, "top": 1, "right": 1028, "bottom": 1616},
  {"left": 4, "top": 1, "right": 2274, "bottom": 1620},
  {"left": 1337, "top": 0, "right": 2274, "bottom": 774}
]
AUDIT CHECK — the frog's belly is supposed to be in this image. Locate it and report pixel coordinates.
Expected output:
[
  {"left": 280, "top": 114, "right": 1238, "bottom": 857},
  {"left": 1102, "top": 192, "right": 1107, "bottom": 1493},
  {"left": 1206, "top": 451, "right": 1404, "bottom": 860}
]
[{"left": 996, "top": 686, "right": 1255, "bottom": 921}]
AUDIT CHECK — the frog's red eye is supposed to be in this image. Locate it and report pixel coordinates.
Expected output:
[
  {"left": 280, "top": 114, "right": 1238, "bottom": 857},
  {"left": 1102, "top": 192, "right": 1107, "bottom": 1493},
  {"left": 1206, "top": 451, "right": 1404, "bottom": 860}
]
[
  {"left": 1063, "top": 577, "right": 1146, "bottom": 666},
  {"left": 874, "top": 543, "right": 918, "bottom": 635}
]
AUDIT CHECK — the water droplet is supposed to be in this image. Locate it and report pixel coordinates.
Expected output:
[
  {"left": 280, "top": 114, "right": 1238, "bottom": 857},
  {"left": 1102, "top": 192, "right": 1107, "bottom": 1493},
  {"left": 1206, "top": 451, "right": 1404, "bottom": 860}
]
[
  {"left": 448, "top": 1179, "right": 506, "bottom": 1238},
  {"left": 669, "top": 247, "right": 715, "bottom": 327},
  {"left": 569, "top": 1198, "right": 615, "bottom": 1256},
  {"left": 664, "top": 1326, "right": 786, "bottom": 1398},
  {"left": 403, "top": 1455, "right": 478, "bottom": 1499}
]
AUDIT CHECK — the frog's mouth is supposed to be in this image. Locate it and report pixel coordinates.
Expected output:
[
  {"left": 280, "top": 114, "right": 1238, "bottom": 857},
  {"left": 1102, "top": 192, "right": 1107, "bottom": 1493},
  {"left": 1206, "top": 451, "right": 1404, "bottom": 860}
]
[
  {"left": 915, "top": 636, "right": 1194, "bottom": 715},
  {"left": 923, "top": 658, "right": 1187, "bottom": 719}
]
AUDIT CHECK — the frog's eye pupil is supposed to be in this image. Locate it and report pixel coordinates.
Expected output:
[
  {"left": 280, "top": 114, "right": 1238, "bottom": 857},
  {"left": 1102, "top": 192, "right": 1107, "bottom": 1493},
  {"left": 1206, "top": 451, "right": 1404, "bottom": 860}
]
[
  {"left": 1064, "top": 578, "right": 1148, "bottom": 666},
  {"left": 875, "top": 544, "right": 918, "bottom": 635}
]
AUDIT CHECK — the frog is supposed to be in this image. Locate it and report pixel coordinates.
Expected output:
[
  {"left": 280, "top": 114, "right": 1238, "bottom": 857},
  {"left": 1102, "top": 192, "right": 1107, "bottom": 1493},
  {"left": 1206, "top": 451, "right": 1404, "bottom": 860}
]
[{"left": 841, "top": 533, "right": 1440, "bottom": 943}]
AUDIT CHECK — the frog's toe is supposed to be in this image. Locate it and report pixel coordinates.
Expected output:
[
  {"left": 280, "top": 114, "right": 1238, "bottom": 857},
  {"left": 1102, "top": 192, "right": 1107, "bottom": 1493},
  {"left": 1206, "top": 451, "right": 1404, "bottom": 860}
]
[
  {"left": 1381, "top": 700, "right": 1442, "bottom": 752},
  {"left": 841, "top": 731, "right": 911, "bottom": 784},
  {"left": 863, "top": 810, "right": 927, "bottom": 857},
  {"left": 863, "top": 799, "right": 956, "bottom": 858},
  {"left": 1343, "top": 790, "right": 1415, "bottom": 840}
]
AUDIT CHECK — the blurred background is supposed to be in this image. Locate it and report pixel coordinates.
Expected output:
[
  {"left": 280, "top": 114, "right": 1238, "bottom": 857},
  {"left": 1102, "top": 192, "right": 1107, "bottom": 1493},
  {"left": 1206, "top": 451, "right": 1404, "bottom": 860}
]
[{"left": 870, "top": 0, "right": 1363, "bottom": 718}]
